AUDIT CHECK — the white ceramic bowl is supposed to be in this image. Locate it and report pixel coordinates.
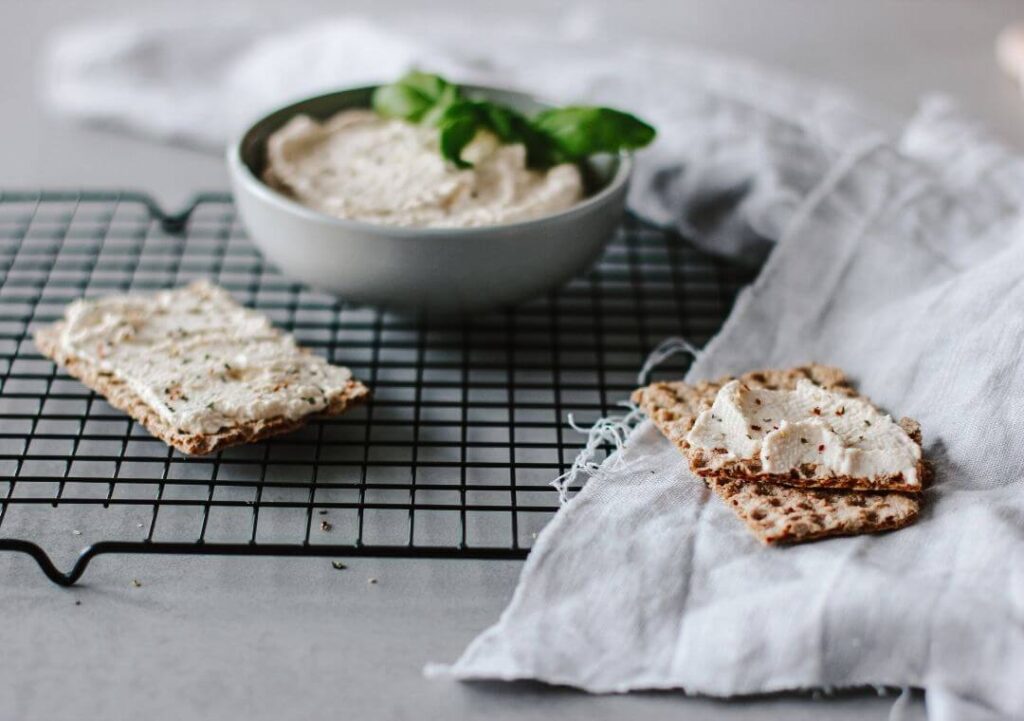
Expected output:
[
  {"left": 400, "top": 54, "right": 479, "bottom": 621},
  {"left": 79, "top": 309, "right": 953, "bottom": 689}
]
[{"left": 227, "top": 86, "right": 632, "bottom": 314}]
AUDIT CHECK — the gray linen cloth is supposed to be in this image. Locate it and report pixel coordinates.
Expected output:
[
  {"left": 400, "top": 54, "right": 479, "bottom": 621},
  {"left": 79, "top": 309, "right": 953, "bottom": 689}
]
[{"left": 428, "top": 100, "right": 1024, "bottom": 721}]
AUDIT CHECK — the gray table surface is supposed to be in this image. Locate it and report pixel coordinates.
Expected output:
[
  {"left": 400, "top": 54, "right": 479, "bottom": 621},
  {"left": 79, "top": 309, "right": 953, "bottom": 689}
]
[{"left": 2, "top": 1, "right": 1021, "bottom": 719}]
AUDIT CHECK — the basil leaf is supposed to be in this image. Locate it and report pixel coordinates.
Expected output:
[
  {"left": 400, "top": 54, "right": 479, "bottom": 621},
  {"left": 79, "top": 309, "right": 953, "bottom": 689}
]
[
  {"left": 531, "top": 106, "right": 656, "bottom": 160},
  {"left": 435, "top": 101, "right": 554, "bottom": 168},
  {"left": 441, "top": 101, "right": 559, "bottom": 168},
  {"left": 437, "top": 102, "right": 485, "bottom": 168},
  {"left": 371, "top": 71, "right": 460, "bottom": 123},
  {"left": 511, "top": 120, "right": 561, "bottom": 168},
  {"left": 398, "top": 71, "right": 454, "bottom": 102},
  {"left": 477, "top": 103, "right": 519, "bottom": 141},
  {"left": 372, "top": 73, "right": 657, "bottom": 170},
  {"left": 420, "top": 83, "right": 462, "bottom": 126},
  {"left": 371, "top": 84, "right": 433, "bottom": 122}
]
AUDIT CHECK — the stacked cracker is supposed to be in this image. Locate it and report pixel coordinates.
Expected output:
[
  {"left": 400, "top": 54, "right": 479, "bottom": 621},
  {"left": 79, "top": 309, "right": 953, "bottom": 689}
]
[{"left": 632, "top": 365, "right": 925, "bottom": 545}]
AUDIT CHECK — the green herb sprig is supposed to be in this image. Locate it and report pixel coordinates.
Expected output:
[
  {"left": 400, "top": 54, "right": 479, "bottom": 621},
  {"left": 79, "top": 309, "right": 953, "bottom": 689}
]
[{"left": 371, "top": 72, "right": 656, "bottom": 169}]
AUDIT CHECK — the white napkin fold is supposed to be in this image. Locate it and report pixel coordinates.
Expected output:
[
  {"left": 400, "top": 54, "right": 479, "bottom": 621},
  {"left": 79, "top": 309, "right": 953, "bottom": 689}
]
[{"left": 430, "top": 99, "right": 1024, "bottom": 721}]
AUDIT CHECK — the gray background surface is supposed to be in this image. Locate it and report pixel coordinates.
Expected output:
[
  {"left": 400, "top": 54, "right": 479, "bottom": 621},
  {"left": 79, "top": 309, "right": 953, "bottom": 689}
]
[{"left": 1, "top": 1, "right": 1021, "bottom": 719}]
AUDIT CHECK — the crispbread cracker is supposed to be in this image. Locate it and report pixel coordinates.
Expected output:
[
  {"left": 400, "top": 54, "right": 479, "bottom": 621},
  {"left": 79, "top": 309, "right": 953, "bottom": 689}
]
[
  {"left": 709, "top": 478, "right": 918, "bottom": 545},
  {"left": 632, "top": 364, "right": 922, "bottom": 544},
  {"left": 34, "top": 321, "right": 369, "bottom": 457},
  {"left": 633, "top": 365, "right": 925, "bottom": 493}
]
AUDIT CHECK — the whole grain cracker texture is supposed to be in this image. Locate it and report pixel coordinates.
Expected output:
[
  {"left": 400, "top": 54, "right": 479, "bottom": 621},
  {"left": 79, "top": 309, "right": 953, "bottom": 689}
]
[{"left": 632, "top": 364, "right": 922, "bottom": 544}]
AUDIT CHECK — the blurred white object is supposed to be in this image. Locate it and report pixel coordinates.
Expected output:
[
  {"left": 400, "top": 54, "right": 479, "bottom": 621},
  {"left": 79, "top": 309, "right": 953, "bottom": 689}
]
[
  {"left": 44, "top": 17, "right": 452, "bottom": 148},
  {"left": 996, "top": 22, "right": 1024, "bottom": 90},
  {"left": 42, "top": 14, "right": 889, "bottom": 265}
]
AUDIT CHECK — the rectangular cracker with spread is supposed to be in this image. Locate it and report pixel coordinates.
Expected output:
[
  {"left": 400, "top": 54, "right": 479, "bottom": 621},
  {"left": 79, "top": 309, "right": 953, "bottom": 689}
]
[{"left": 34, "top": 281, "right": 369, "bottom": 456}]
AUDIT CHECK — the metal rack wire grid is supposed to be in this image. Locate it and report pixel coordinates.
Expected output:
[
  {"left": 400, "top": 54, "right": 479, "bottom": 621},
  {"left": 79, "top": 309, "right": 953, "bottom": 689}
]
[{"left": 0, "top": 191, "right": 755, "bottom": 586}]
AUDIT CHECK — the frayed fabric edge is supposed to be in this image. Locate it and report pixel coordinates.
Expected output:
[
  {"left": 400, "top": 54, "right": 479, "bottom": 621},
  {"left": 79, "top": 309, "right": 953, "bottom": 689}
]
[
  {"left": 636, "top": 336, "right": 703, "bottom": 386},
  {"left": 549, "top": 405, "right": 644, "bottom": 504},
  {"left": 550, "top": 336, "right": 702, "bottom": 504}
]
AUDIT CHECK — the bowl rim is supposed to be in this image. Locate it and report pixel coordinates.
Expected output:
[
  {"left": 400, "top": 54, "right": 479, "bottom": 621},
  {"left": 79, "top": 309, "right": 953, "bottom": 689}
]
[{"left": 227, "top": 84, "right": 634, "bottom": 238}]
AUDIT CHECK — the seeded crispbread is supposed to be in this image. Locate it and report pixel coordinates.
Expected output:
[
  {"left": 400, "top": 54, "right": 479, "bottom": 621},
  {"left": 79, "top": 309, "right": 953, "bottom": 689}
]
[
  {"left": 633, "top": 365, "right": 925, "bottom": 493},
  {"left": 709, "top": 478, "right": 919, "bottom": 545},
  {"left": 34, "top": 322, "right": 369, "bottom": 457},
  {"left": 632, "top": 364, "right": 922, "bottom": 544}
]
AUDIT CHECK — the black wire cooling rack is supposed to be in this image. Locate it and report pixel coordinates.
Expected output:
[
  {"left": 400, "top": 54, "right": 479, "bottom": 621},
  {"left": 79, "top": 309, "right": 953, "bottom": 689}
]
[{"left": 0, "top": 191, "right": 755, "bottom": 586}]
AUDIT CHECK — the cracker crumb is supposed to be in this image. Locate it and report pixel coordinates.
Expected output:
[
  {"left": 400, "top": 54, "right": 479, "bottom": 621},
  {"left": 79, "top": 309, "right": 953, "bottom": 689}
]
[
  {"left": 320, "top": 520, "right": 333, "bottom": 532},
  {"left": 130, "top": 579, "right": 142, "bottom": 588}
]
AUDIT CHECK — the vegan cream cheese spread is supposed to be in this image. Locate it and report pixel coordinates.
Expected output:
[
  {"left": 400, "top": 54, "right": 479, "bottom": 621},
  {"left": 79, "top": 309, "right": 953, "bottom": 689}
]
[
  {"left": 686, "top": 379, "right": 922, "bottom": 487},
  {"left": 54, "top": 281, "right": 353, "bottom": 435},
  {"left": 263, "top": 109, "right": 585, "bottom": 228}
]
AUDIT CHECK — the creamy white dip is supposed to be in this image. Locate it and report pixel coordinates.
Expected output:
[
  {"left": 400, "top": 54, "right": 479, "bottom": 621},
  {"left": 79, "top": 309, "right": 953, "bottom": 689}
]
[
  {"left": 686, "top": 379, "right": 921, "bottom": 486},
  {"left": 263, "top": 109, "right": 585, "bottom": 228},
  {"left": 57, "top": 281, "right": 353, "bottom": 435}
]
